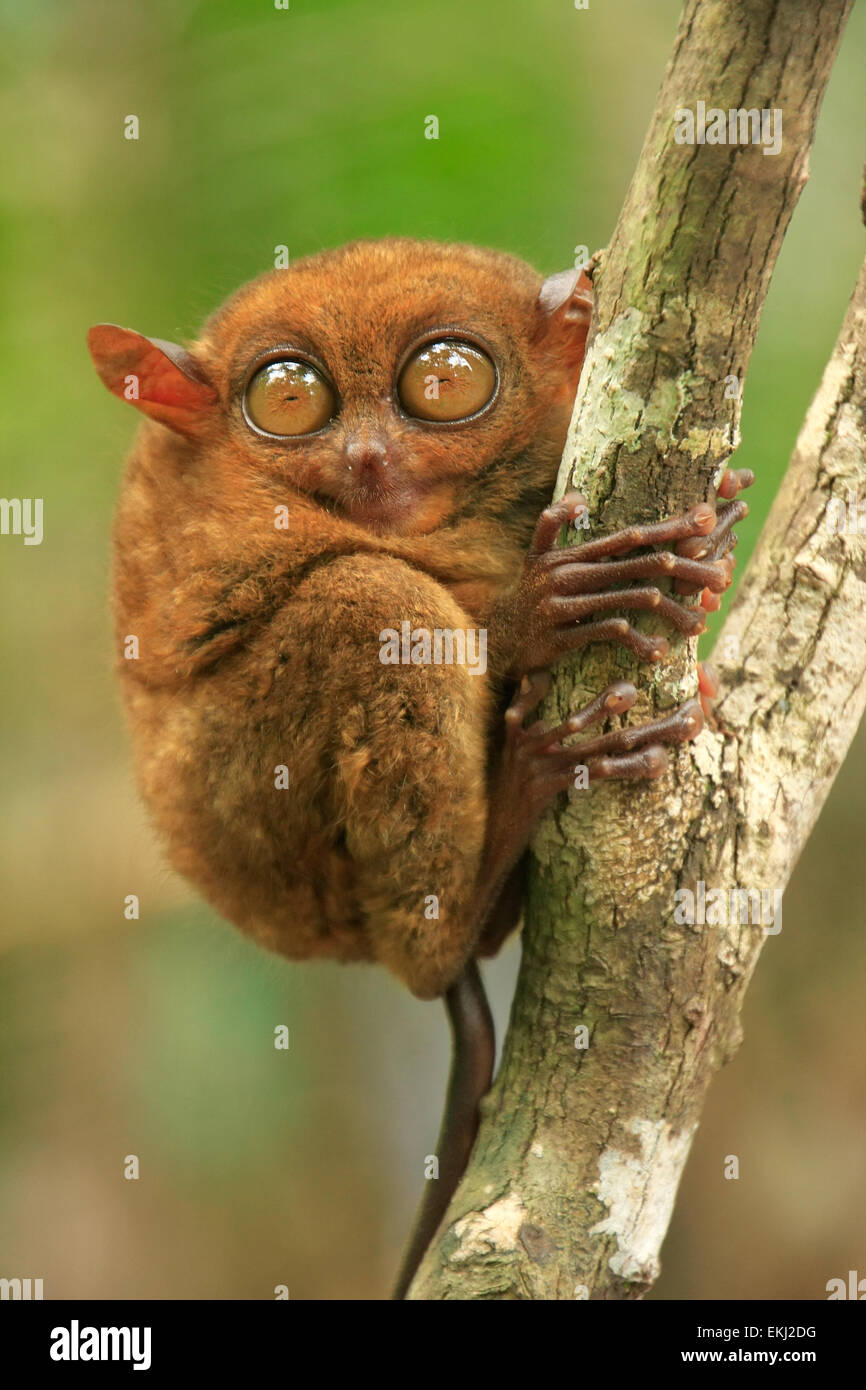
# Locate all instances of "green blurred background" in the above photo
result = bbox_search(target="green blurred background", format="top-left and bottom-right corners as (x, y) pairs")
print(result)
(1, 0), (864, 1300)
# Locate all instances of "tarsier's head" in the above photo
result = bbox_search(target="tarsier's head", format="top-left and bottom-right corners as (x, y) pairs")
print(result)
(88, 238), (592, 538)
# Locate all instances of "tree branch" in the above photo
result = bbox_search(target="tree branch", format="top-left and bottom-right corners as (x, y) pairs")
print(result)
(409, 0), (857, 1299)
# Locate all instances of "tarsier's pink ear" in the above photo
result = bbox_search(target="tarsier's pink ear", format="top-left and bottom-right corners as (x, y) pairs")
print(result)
(87, 324), (217, 435)
(536, 266), (594, 326)
(534, 267), (594, 372)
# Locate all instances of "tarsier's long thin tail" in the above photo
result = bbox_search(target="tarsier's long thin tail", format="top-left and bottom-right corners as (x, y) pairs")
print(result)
(391, 960), (495, 1299)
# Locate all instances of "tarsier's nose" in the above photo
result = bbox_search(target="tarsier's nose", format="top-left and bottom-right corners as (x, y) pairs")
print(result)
(344, 432), (390, 484)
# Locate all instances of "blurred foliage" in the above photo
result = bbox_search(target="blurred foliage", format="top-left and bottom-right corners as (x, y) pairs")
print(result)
(0, 0), (864, 1299)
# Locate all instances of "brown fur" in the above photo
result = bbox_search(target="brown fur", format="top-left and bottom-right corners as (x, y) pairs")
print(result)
(91, 238), (591, 999)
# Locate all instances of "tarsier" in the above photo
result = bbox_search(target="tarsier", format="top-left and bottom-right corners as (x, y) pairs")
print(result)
(88, 238), (751, 1298)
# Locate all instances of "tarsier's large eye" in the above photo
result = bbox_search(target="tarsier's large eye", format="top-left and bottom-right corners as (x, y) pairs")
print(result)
(244, 359), (335, 436)
(398, 339), (497, 422)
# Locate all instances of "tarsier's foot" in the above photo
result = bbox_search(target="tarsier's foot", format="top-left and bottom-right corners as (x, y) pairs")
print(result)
(501, 670), (702, 799)
(501, 667), (703, 798)
(476, 671), (703, 957)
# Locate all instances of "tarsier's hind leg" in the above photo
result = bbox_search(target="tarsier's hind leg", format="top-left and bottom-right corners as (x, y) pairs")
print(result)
(299, 553), (495, 1001)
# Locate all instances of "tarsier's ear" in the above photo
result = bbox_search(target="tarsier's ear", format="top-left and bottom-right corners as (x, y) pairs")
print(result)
(87, 324), (217, 435)
(535, 267), (594, 362)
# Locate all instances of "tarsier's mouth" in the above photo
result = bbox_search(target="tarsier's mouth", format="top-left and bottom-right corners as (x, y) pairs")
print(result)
(343, 493), (416, 531)
(334, 479), (424, 530)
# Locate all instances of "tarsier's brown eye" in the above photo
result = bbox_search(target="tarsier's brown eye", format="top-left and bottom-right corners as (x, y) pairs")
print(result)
(398, 339), (497, 422)
(244, 359), (335, 436)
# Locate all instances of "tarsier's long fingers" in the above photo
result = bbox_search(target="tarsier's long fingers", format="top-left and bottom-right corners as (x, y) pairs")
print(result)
(568, 698), (703, 764)
(477, 678), (640, 961)
(691, 472), (753, 711)
(563, 679), (637, 733)
(554, 616), (671, 664)
(506, 676), (635, 754)
(700, 544), (737, 604)
(559, 498), (717, 564)
(549, 550), (731, 594)
(530, 491), (716, 563)
(585, 699), (705, 782)
(676, 499), (748, 563)
(501, 670), (633, 741)
(524, 696), (704, 795)
(531, 494), (726, 655)
(694, 544), (737, 609)
(504, 485), (750, 678)
(516, 679), (638, 747)
(718, 467), (755, 500)
(503, 669), (553, 728)
(496, 678), (637, 806)
(585, 744), (669, 782)
(477, 682), (705, 959)
(683, 468), (754, 706)
(527, 491), (592, 556)
(549, 586), (706, 636)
